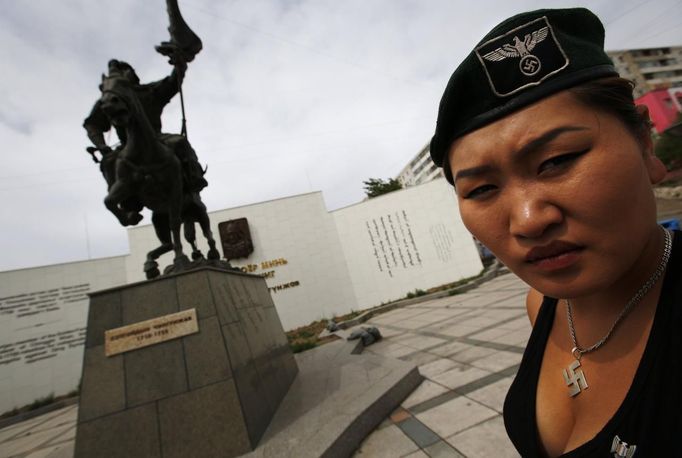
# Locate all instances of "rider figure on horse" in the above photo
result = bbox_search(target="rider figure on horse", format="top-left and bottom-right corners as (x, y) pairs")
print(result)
(83, 57), (208, 215)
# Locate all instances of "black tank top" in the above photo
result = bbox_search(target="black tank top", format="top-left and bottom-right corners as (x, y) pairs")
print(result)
(504, 231), (681, 457)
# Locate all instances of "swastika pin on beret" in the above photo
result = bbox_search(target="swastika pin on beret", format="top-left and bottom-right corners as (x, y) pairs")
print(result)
(430, 8), (618, 184)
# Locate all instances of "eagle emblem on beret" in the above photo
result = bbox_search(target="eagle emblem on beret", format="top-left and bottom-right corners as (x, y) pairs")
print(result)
(475, 16), (569, 97)
(482, 26), (548, 76)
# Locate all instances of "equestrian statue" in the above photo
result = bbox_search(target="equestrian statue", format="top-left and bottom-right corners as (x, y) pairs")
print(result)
(83, 0), (225, 279)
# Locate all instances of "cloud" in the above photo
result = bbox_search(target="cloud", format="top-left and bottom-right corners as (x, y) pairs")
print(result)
(0, 0), (680, 272)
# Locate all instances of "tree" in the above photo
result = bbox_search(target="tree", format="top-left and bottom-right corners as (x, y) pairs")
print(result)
(363, 178), (403, 198)
(655, 112), (682, 171)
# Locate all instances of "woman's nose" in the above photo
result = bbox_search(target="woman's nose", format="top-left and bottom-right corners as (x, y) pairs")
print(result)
(508, 189), (563, 239)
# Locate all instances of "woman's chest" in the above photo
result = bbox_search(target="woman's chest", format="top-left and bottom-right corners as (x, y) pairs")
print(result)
(534, 317), (653, 457)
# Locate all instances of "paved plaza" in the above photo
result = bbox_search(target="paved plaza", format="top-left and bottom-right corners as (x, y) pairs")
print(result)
(0, 272), (528, 458)
(354, 272), (527, 458)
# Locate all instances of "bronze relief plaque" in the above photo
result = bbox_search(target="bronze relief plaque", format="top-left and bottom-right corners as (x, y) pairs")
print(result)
(219, 217), (254, 260)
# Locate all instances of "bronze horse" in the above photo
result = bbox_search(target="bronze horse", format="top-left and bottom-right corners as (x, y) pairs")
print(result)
(98, 73), (219, 278)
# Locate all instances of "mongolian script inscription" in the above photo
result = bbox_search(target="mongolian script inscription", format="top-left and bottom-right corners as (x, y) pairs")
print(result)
(0, 283), (90, 318)
(105, 309), (199, 356)
(0, 327), (86, 366)
(365, 210), (422, 277)
(429, 223), (455, 262)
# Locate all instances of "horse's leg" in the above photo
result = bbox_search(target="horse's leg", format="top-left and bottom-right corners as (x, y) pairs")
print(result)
(195, 197), (220, 260)
(104, 180), (134, 226)
(184, 216), (203, 260)
(144, 212), (174, 279)
(168, 184), (189, 268)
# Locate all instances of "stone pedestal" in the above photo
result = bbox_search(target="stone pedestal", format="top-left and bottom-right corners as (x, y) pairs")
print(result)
(74, 268), (298, 458)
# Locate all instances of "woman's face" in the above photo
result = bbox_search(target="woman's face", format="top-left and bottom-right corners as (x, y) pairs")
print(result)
(448, 91), (665, 299)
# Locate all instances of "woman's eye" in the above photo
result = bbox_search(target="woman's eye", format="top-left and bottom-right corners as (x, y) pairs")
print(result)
(463, 184), (496, 199)
(538, 150), (588, 174)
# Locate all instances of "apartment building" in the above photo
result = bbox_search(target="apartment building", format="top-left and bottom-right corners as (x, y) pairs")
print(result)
(396, 143), (443, 187)
(608, 46), (682, 98)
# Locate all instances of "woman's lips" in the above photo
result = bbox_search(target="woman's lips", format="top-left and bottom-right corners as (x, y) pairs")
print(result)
(525, 241), (584, 271)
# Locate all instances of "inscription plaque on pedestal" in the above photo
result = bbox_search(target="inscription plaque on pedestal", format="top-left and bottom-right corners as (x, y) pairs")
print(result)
(105, 309), (199, 356)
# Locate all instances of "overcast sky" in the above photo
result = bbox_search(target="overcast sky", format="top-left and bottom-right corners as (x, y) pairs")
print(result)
(0, 0), (680, 272)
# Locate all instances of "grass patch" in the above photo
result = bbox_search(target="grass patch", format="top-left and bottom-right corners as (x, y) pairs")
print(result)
(285, 309), (362, 353)
(28, 394), (55, 411)
(405, 289), (427, 299)
(0, 387), (80, 419)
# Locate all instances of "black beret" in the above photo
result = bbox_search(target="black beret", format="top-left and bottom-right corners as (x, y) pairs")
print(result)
(430, 8), (618, 184)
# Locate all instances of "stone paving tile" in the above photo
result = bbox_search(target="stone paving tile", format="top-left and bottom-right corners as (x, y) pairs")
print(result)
(449, 346), (497, 365)
(376, 417), (393, 430)
(43, 424), (76, 446)
(445, 416), (520, 458)
(469, 350), (523, 373)
(1, 423), (73, 457)
(382, 309), (430, 321)
(400, 335), (449, 351)
(375, 327), (408, 338)
(432, 325), (483, 338)
(402, 450), (430, 458)
(423, 440), (466, 457)
(465, 327), (512, 341)
(428, 341), (471, 357)
(29, 406), (77, 434)
(397, 416), (441, 448)
(374, 343), (416, 358)
(401, 380), (450, 409)
(390, 407), (412, 423)
(465, 377), (515, 414)
(430, 365), (492, 391)
(408, 390), (460, 415)
(25, 441), (74, 458)
(459, 338), (524, 354)
(398, 351), (441, 367)
(417, 358), (460, 379)
(493, 329), (531, 346)
(0, 408), (68, 444)
(353, 424), (420, 457)
(496, 316), (532, 331)
(455, 316), (501, 328)
(479, 309), (524, 320)
(396, 320), (441, 331)
(415, 397), (498, 439)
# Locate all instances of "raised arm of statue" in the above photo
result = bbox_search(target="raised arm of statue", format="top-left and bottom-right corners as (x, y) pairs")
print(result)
(150, 60), (187, 107)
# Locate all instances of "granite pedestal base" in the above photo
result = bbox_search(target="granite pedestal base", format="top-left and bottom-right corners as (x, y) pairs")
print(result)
(74, 268), (298, 458)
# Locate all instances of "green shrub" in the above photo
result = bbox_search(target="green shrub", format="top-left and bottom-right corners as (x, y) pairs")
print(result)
(655, 114), (682, 170)
(28, 394), (54, 411)
(290, 340), (317, 353)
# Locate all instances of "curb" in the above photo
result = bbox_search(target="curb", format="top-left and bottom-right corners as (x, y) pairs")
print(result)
(0, 396), (79, 430)
(324, 261), (509, 335)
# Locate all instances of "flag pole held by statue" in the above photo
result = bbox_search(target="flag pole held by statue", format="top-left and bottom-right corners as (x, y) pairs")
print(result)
(155, 0), (203, 138)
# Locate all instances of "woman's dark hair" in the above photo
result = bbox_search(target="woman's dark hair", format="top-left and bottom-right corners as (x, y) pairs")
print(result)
(568, 76), (652, 142)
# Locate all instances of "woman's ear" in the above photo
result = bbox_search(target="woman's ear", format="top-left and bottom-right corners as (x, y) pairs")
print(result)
(635, 105), (654, 153)
(646, 153), (668, 184)
(636, 105), (667, 184)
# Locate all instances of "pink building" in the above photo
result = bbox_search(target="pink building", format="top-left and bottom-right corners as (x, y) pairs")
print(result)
(636, 88), (682, 133)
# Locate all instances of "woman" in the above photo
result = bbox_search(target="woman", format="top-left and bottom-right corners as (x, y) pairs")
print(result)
(429, 8), (680, 457)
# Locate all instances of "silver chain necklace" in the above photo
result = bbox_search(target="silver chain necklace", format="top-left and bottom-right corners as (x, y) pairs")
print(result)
(562, 228), (673, 397)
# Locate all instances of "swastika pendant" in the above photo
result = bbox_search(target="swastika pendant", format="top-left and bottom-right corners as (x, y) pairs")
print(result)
(562, 359), (588, 397)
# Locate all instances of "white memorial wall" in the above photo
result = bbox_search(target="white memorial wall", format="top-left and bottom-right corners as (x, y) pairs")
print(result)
(0, 178), (482, 413)
(333, 179), (482, 309)
(0, 257), (126, 414)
